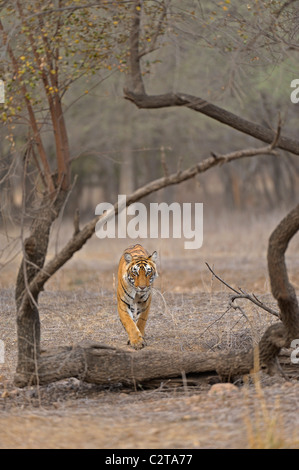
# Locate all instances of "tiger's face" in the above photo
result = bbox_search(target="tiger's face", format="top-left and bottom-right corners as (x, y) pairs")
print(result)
(124, 251), (158, 293)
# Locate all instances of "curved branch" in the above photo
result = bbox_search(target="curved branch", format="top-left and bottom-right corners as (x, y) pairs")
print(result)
(124, 2), (299, 156)
(267, 203), (299, 338)
(213, 204), (299, 380)
(124, 90), (299, 156)
(25, 140), (279, 303)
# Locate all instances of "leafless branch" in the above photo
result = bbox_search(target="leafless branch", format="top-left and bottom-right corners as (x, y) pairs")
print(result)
(274, 0), (299, 18)
(205, 262), (280, 318)
(21, 138), (283, 308)
(73, 208), (80, 236)
(138, 0), (168, 59)
(129, 0), (145, 94)
(124, 2), (299, 156)
(270, 114), (282, 150)
(267, 203), (299, 336)
(160, 146), (169, 177)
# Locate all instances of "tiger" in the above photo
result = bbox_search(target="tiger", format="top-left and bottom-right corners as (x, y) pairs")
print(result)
(117, 244), (158, 350)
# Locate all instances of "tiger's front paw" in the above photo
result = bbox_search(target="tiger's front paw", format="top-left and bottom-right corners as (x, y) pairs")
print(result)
(128, 337), (146, 350)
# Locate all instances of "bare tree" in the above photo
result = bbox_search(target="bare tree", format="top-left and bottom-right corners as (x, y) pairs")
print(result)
(0, 0), (130, 382)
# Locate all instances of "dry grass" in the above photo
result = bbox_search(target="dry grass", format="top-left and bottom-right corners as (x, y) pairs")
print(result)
(0, 210), (299, 449)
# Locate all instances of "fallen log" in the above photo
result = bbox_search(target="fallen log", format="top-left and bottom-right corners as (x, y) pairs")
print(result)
(13, 341), (254, 388)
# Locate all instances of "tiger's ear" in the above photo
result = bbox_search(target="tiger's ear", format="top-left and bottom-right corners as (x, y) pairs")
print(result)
(124, 252), (133, 264)
(149, 251), (158, 263)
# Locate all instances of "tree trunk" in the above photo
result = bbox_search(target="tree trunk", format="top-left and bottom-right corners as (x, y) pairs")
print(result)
(267, 203), (299, 338)
(15, 191), (67, 381)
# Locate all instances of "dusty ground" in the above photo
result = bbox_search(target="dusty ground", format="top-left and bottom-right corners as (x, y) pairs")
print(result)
(0, 211), (299, 449)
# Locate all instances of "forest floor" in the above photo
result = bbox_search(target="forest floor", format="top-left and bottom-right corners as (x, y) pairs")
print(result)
(1, 210), (299, 449)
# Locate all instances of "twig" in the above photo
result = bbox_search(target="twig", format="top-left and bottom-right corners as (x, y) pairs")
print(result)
(205, 262), (279, 318)
(228, 297), (251, 323)
(160, 146), (169, 177)
(270, 113), (281, 150)
(138, 0), (168, 59)
(73, 208), (80, 236)
(205, 262), (239, 294)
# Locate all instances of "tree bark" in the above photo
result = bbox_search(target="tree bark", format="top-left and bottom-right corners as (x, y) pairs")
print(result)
(267, 203), (299, 338)
(15, 191), (68, 382)
(13, 342), (253, 387)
